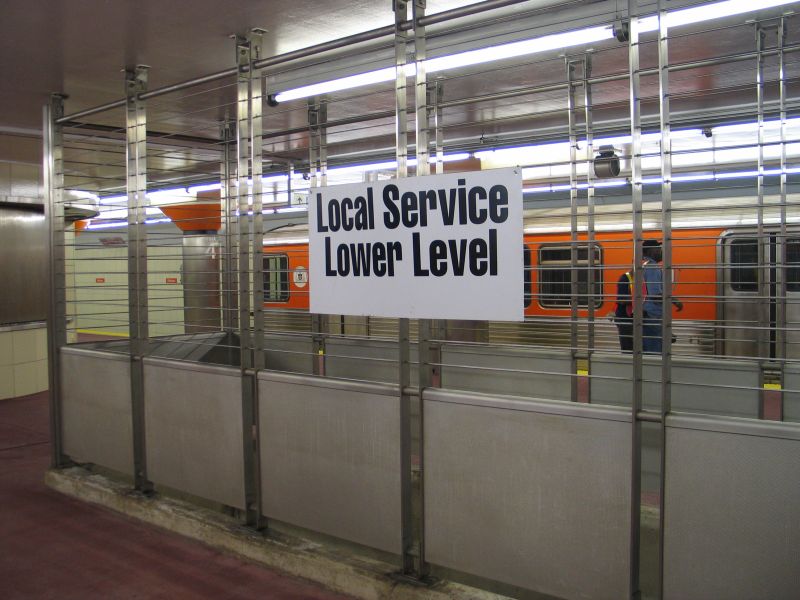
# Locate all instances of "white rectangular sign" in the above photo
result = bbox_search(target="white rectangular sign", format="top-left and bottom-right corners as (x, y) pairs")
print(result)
(309, 168), (523, 321)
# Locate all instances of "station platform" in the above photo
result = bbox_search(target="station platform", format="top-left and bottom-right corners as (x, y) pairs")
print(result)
(0, 391), (349, 600)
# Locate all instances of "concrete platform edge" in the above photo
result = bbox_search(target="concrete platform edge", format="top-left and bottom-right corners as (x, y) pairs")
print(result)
(44, 467), (507, 600)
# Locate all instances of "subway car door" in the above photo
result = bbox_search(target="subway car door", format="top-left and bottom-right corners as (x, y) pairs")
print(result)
(721, 231), (799, 360)
(781, 236), (800, 360)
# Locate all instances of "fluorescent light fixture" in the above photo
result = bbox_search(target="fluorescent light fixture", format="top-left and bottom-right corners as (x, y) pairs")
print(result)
(595, 180), (631, 189)
(672, 173), (716, 183)
(425, 26), (614, 73)
(671, 214), (800, 229)
(273, 0), (795, 105)
(476, 141), (565, 161)
(99, 194), (127, 206)
(147, 188), (192, 206)
(187, 175), (305, 194)
(187, 183), (221, 194)
(275, 26), (613, 103)
(94, 207), (164, 219)
(523, 179), (631, 194)
(524, 164), (800, 195)
(68, 190), (100, 202)
(425, 152), (471, 163)
(263, 172), (306, 184)
(264, 237), (310, 246)
(639, 0), (796, 33)
(714, 169), (760, 180)
(86, 221), (127, 230)
(96, 208), (127, 219)
(524, 222), (660, 234)
(323, 152), (471, 176)
(84, 217), (173, 231)
(275, 67), (398, 102)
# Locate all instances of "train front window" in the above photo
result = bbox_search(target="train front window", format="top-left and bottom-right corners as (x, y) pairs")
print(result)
(729, 238), (758, 292)
(264, 254), (289, 302)
(538, 244), (603, 308)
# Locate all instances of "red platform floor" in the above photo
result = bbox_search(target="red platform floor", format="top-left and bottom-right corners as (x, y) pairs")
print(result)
(0, 391), (349, 600)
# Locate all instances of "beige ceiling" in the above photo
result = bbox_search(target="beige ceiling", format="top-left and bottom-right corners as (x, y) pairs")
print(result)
(0, 0), (484, 135)
(3, 0), (799, 195)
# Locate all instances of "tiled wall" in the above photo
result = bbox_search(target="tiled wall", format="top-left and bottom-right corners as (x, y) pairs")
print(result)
(71, 244), (186, 338)
(0, 154), (41, 198)
(0, 142), (49, 399)
(0, 326), (48, 400)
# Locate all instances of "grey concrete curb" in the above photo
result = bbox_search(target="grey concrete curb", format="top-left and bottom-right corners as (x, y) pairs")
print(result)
(45, 467), (508, 600)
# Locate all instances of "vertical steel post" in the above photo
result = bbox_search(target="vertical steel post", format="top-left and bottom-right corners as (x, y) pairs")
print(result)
(236, 38), (253, 374)
(221, 118), (238, 332)
(583, 55), (596, 362)
(656, 3), (672, 595)
(125, 66), (151, 492)
(287, 162), (294, 207)
(250, 31), (267, 528)
(250, 35), (266, 374)
(429, 80), (447, 345)
(566, 58), (579, 403)
(394, 0), (416, 578)
(236, 33), (262, 527)
(395, 1), (409, 180)
(309, 97), (328, 373)
(756, 27), (768, 368)
(44, 94), (67, 468)
(778, 19), (788, 377)
(627, 2), (644, 596)
(432, 80), (444, 175)
(411, 0), (430, 579)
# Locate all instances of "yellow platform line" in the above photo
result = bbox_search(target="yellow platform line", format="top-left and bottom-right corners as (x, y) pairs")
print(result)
(76, 329), (130, 338)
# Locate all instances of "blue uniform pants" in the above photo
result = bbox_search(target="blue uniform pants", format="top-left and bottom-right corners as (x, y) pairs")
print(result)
(643, 317), (662, 354)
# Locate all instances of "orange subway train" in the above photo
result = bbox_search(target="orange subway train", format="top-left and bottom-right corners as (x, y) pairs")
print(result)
(261, 223), (799, 359)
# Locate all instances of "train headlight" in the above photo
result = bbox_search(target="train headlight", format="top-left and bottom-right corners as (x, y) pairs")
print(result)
(593, 145), (621, 178)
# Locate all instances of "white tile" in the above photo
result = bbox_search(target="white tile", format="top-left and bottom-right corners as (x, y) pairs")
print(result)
(0, 365), (15, 400)
(14, 361), (47, 397)
(33, 327), (48, 361)
(0, 332), (13, 366)
(36, 359), (49, 391)
(12, 327), (47, 365)
(12, 329), (37, 365)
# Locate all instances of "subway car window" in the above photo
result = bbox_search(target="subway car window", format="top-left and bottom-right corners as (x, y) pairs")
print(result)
(787, 239), (800, 292)
(524, 245), (532, 308)
(729, 238), (758, 292)
(264, 254), (289, 302)
(538, 244), (602, 308)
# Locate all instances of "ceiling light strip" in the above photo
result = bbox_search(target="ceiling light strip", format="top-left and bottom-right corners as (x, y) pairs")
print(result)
(273, 0), (796, 103)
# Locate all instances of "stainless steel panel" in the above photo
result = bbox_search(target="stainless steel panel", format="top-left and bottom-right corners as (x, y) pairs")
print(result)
(719, 233), (764, 358)
(325, 337), (418, 385)
(182, 235), (221, 334)
(441, 344), (573, 400)
(424, 389), (631, 599)
(0, 206), (46, 325)
(784, 364), (800, 423)
(264, 333), (313, 374)
(60, 348), (133, 475)
(720, 232), (800, 360)
(258, 371), (401, 554)
(591, 354), (760, 418)
(143, 359), (245, 509)
(663, 415), (800, 600)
